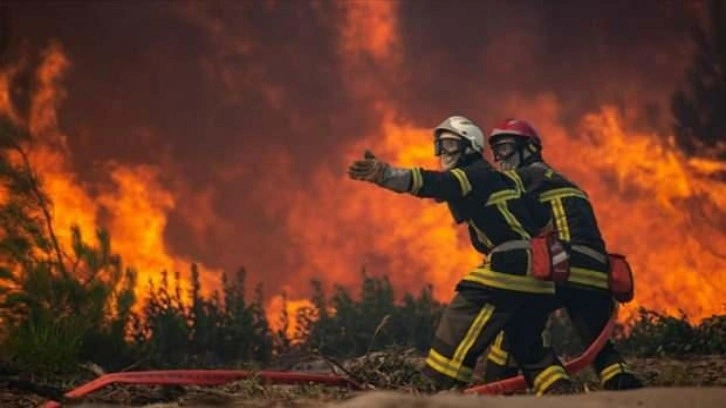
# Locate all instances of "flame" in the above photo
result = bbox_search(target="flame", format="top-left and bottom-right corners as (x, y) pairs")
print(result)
(265, 294), (314, 340)
(0, 43), (221, 304)
(1, 3), (723, 339)
(265, 3), (725, 326)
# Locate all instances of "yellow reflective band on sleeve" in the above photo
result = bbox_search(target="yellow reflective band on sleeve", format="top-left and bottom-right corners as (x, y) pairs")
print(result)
(463, 268), (555, 294)
(425, 349), (474, 382)
(450, 168), (473, 196)
(469, 221), (494, 249)
(539, 187), (589, 202)
(410, 168), (423, 195)
(503, 170), (525, 193)
(568, 267), (609, 290)
(496, 202), (531, 239)
(549, 198), (571, 241)
(534, 365), (570, 396)
(600, 363), (632, 384)
(486, 189), (520, 205)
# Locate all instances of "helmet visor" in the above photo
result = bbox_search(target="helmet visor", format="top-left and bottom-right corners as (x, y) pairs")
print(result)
(434, 137), (466, 156)
(491, 140), (518, 162)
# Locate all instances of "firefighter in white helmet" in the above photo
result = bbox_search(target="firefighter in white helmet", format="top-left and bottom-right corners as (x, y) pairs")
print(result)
(347, 115), (576, 394)
(483, 118), (643, 390)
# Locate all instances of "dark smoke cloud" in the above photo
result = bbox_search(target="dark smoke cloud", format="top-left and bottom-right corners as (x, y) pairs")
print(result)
(2, 0), (703, 293)
(396, 0), (698, 131)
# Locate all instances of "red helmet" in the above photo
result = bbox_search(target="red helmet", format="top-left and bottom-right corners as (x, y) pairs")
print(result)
(488, 118), (542, 150)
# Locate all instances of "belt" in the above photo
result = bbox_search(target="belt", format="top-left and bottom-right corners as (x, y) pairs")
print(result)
(490, 240), (531, 254)
(571, 245), (608, 264)
(490, 241), (605, 264)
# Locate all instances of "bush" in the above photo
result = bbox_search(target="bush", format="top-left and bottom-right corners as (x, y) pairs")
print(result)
(615, 308), (726, 357)
(294, 269), (444, 358)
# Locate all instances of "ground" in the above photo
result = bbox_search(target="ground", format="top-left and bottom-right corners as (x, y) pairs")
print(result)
(2, 355), (725, 407)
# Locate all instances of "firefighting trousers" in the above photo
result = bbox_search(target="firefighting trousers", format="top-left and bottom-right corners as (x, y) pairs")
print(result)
(483, 286), (633, 385)
(423, 289), (569, 394)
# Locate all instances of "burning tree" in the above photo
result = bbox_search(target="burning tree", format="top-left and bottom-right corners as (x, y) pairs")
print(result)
(0, 117), (137, 372)
(672, 0), (726, 160)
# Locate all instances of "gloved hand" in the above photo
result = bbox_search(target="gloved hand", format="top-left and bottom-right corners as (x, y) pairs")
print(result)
(347, 150), (389, 184)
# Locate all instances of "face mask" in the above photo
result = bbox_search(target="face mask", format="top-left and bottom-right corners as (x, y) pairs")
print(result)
(492, 138), (524, 170)
(439, 151), (462, 170)
(435, 134), (466, 170)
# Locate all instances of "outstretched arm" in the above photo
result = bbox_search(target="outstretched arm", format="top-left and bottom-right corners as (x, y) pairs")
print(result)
(347, 150), (412, 193)
(347, 150), (480, 201)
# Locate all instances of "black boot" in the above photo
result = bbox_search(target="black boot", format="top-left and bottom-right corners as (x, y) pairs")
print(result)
(603, 372), (644, 390)
(541, 378), (581, 395)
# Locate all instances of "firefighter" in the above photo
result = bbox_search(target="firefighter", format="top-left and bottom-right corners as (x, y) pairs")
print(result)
(347, 115), (575, 395)
(483, 118), (643, 390)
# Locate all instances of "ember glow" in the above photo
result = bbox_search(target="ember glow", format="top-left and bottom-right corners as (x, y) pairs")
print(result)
(1, 1), (723, 332)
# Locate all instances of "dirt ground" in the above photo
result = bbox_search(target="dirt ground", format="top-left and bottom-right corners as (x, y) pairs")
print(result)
(2, 355), (725, 408)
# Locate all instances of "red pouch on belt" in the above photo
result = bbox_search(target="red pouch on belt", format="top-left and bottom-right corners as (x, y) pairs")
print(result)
(608, 253), (634, 303)
(530, 232), (570, 283)
(549, 238), (570, 283)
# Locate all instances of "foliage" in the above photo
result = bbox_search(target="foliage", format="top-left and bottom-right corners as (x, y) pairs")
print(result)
(294, 269), (444, 358)
(615, 308), (726, 357)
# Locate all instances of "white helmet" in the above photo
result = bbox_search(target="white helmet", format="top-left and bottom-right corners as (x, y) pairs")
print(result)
(434, 115), (485, 154)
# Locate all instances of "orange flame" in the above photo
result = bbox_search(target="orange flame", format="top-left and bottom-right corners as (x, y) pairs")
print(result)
(2, 3), (724, 340)
(265, 2), (725, 326)
(0, 43), (221, 304)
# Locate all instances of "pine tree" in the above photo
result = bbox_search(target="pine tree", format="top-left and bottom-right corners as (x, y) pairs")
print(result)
(0, 118), (136, 372)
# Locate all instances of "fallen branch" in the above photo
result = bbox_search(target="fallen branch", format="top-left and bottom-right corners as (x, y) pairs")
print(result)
(314, 351), (374, 391)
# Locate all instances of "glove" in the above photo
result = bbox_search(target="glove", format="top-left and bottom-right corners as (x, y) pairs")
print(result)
(347, 150), (389, 184)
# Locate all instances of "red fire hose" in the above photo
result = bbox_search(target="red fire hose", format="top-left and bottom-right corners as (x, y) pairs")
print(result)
(39, 309), (617, 407)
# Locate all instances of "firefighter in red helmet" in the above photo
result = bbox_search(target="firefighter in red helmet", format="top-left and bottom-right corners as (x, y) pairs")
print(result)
(347, 115), (575, 394)
(483, 118), (643, 390)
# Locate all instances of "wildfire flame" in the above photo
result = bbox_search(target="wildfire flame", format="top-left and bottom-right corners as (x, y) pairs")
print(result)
(266, 1), (726, 327)
(0, 42), (221, 302)
(0, 1), (723, 340)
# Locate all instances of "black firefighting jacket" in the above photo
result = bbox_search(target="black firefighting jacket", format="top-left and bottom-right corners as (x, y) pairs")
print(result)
(515, 161), (610, 291)
(405, 156), (554, 295)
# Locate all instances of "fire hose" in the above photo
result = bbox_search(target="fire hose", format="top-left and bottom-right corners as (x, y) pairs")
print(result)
(39, 309), (616, 407)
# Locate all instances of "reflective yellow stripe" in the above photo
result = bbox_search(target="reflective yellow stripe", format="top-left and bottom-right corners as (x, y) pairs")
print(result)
(569, 267), (609, 289)
(503, 170), (525, 193)
(488, 332), (509, 365)
(550, 198), (570, 241)
(534, 365), (570, 395)
(425, 349), (473, 382)
(463, 268), (555, 294)
(494, 331), (505, 348)
(487, 346), (508, 365)
(600, 363), (631, 383)
(469, 221), (494, 249)
(496, 202), (531, 239)
(424, 304), (494, 382)
(539, 187), (588, 202)
(449, 168), (472, 196)
(410, 168), (423, 194)
(486, 189), (520, 205)
(451, 304), (495, 370)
